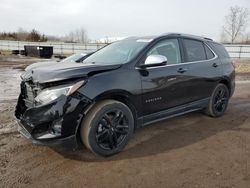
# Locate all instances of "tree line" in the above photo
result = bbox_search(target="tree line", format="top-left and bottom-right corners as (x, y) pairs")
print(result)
(0, 28), (48, 42)
(0, 27), (89, 43)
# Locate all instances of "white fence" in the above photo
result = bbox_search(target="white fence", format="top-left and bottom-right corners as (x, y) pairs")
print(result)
(0, 40), (250, 59)
(0, 40), (106, 54)
(224, 45), (250, 59)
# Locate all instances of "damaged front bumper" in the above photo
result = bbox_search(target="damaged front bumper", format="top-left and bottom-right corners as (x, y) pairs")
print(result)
(17, 120), (78, 149)
(15, 92), (92, 149)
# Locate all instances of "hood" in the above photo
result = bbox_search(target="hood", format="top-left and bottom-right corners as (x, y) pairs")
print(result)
(25, 61), (58, 71)
(21, 62), (121, 84)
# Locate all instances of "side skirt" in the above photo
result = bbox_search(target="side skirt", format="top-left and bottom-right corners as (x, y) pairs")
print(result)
(138, 98), (209, 127)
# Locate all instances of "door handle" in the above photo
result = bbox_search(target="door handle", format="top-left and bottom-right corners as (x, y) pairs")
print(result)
(212, 63), (218, 67)
(177, 68), (188, 73)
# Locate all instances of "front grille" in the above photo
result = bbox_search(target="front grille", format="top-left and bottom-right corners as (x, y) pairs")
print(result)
(20, 81), (40, 108)
(25, 83), (35, 102)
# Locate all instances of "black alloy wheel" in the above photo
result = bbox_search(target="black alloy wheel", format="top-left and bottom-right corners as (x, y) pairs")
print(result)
(95, 109), (129, 150)
(205, 83), (230, 117)
(81, 100), (134, 156)
(213, 87), (228, 113)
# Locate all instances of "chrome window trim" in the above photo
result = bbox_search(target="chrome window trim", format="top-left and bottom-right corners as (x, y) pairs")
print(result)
(135, 42), (218, 70)
(204, 42), (217, 59)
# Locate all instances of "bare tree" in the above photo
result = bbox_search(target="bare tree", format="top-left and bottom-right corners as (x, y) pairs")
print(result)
(223, 6), (249, 43)
(79, 28), (88, 43)
(27, 29), (42, 42)
(65, 28), (89, 43)
(245, 32), (250, 44)
(67, 31), (75, 42)
(74, 29), (80, 42)
(16, 27), (28, 41)
(220, 29), (227, 43)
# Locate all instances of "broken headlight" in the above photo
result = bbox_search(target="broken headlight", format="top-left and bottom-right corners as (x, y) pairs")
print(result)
(35, 80), (85, 105)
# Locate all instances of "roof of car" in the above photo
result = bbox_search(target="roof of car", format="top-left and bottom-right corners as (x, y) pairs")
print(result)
(125, 33), (213, 42)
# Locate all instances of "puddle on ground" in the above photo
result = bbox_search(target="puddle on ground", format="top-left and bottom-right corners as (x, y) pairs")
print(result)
(0, 68), (22, 101)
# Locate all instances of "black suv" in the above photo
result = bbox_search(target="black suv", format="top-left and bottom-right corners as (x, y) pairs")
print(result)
(15, 33), (235, 156)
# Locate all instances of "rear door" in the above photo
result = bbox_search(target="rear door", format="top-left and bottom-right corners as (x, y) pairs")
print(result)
(181, 38), (222, 102)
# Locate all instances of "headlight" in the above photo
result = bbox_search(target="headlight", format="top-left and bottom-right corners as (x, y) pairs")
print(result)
(35, 80), (85, 105)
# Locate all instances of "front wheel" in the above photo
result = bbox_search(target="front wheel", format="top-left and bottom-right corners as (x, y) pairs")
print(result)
(80, 100), (134, 156)
(205, 83), (230, 117)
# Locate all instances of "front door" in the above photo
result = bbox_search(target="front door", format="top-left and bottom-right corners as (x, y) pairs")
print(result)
(138, 38), (191, 116)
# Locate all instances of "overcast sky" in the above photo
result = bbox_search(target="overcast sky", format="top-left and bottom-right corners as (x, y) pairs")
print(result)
(0, 0), (249, 40)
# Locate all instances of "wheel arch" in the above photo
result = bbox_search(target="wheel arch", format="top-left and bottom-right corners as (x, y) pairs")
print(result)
(76, 90), (139, 141)
(219, 78), (231, 95)
(93, 90), (139, 129)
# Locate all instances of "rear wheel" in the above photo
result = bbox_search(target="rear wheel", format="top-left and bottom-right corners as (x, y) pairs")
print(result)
(205, 83), (230, 117)
(81, 100), (134, 156)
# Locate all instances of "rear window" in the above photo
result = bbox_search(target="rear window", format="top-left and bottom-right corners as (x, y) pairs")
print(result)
(210, 42), (230, 58)
(183, 39), (206, 62)
(204, 44), (215, 59)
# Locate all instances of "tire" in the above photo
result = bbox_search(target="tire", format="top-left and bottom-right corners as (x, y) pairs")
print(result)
(205, 83), (230, 117)
(80, 100), (134, 156)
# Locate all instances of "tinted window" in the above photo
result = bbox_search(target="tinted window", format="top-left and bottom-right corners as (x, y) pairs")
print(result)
(204, 44), (215, 59)
(210, 43), (230, 58)
(147, 39), (181, 65)
(183, 39), (206, 62)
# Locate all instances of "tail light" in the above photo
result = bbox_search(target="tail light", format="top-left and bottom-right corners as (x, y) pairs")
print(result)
(231, 60), (237, 69)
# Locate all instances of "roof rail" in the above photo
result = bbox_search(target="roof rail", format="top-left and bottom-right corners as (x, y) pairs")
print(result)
(203, 37), (213, 41)
(160, 33), (214, 41)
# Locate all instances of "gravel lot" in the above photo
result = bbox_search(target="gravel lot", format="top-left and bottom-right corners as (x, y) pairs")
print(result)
(1, 55), (250, 188)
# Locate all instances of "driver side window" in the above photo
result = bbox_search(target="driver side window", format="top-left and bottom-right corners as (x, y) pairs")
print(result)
(147, 39), (181, 65)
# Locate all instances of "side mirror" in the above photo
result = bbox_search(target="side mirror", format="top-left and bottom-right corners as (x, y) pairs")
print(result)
(141, 55), (167, 68)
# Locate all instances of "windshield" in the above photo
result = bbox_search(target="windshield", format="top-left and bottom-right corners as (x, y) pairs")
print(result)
(83, 39), (149, 65)
(61, 53), (86, 63)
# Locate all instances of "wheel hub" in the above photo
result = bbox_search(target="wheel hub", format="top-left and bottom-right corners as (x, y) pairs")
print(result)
(95, 110), (129, 150)
(214, 88), (228, 113)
